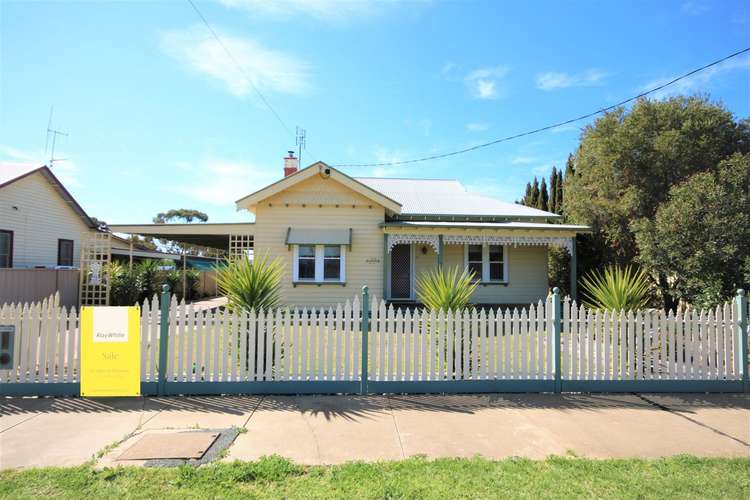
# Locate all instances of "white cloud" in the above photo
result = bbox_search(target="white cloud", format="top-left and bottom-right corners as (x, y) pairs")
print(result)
(0, 145), (80, 187)
(405, 118), (432, 137)
(681, 1), (710, 15)
(466, 122), (489, 132)
(510, 155), (537, 165)
(536, 69), (607, 90)
(464, 66), (510, 100)
(160, 25), (310, 98)
(218, 0), (386, 22)
(171, 159), (279, 205)
(639, 54), (750, 98)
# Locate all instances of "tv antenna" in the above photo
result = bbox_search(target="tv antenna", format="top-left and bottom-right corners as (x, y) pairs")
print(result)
(295, 126), (306, 166)
(44, 106), (69, 167)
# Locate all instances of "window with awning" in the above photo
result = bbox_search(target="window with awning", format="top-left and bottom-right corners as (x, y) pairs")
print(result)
(285, 228), (352, 247)
(287, 228), (350, 283)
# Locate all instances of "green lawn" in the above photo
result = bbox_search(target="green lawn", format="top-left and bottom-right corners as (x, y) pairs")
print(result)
(1, 455), (749, 499)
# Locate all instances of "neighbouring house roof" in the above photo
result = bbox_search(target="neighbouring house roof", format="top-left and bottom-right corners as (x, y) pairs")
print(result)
(0, 165), (98, 229)
(235, 162), (402, 214)
(355, 177), (558, 219)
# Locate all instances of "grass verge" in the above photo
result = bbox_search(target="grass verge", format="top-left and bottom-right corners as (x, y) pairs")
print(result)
(1, 455), (748, 499)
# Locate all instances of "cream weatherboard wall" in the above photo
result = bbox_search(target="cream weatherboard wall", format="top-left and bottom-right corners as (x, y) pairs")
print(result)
(0, 171), (91, 268)
(413, 243), (549, 304)
(251, 174), (386, 307)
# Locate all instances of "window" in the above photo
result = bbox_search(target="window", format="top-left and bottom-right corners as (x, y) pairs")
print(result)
(465, 244), (506, 283)
(293, 244), (346, 283)
(488, 245), (504, 281)
(297, 245), (316, 280)
(466, 244), (483, 282)
(57, 239), (74, 267)
(0, 230), (12, 268)
(323, 245), (341, 281)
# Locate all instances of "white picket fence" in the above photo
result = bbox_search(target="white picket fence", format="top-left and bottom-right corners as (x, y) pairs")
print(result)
(1, 293), (746, 388)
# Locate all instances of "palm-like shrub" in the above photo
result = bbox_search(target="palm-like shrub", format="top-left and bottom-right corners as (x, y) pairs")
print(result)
(216, 254), (284, 312)
(416, 266), (478, 312)
(107, 262), (140, 306)
(136, 259), (160, 301)
(580, 265), (652, 311)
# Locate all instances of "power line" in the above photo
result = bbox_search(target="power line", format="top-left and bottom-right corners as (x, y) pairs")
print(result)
(185, 0), (295, 138)
(334, 46), (750, 168)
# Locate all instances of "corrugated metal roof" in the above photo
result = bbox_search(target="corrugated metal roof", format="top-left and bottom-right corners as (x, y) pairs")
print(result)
(381, 221), (591, 231)
(354, 177), (557, 218)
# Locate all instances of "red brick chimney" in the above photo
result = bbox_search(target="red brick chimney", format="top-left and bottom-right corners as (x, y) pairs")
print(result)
(284, 151), (299, 177)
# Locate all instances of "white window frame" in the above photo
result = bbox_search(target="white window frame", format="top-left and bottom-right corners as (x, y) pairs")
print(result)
(292, 244), (346, 283)
(464, 244), (508, 283)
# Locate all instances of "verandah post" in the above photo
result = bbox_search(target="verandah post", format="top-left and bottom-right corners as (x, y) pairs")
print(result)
(552, 287), (562, 393)
(157, 284), (170, 396)
(361, 285), (370, 395)
(736, 289), (748, 393)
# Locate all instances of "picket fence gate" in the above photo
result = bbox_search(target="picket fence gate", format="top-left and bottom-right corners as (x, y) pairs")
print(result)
(1, 287), (748, 397)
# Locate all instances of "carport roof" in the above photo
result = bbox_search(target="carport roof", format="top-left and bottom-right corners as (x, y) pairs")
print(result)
(109, 223), (254, 250)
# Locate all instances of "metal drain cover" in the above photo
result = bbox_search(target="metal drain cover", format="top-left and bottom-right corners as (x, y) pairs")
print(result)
(118, 432), (220, 460)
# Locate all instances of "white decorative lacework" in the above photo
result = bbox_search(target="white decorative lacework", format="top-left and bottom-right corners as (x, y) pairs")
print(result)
(443, 235), (573, 253)
(387, 234), (440, 253)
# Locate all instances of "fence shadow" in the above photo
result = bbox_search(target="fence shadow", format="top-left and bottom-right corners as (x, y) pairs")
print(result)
(2, 392), (747, 420)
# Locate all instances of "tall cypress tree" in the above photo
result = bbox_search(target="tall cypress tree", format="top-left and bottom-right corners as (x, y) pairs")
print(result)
(549, 166), (558, 214)
(531, 177), (540, 208)
(540, 177), (549, 212)
(556, 169), (564, 213)
(521, 181), (533, 205)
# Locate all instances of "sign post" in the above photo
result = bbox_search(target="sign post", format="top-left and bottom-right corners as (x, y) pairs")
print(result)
(80, 306), (140, 397)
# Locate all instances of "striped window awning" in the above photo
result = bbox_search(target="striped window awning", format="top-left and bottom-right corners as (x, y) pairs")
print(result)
(285, 228), (352, 246)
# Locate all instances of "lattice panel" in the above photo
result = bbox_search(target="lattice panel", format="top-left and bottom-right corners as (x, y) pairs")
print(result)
(79, 231), (111, 306)
(229, 234), (253, 260)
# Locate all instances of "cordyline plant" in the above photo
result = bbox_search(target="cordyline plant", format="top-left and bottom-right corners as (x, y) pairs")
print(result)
(580, 265), (652, 311)
(416, 265), (478, 312)
(215, 253), (284, 312)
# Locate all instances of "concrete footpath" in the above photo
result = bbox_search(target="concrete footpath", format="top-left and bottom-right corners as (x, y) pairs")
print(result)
(1, 393), (748, 469)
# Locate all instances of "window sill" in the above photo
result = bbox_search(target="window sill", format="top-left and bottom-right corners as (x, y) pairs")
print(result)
(479, 281), (508, 287)
(293, 281), (346, 287)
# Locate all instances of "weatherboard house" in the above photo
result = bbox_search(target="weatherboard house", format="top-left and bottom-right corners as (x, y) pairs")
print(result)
(112, 153), (590, 307)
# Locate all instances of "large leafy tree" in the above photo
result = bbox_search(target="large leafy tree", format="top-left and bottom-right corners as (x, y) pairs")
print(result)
(152, 208), (210, 254)
(633, 153), (750, 309)
(564, 96), (750, 307)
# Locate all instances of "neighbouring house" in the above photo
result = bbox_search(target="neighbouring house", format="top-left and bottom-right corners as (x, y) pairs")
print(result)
(112, 153), (590, 307)
(0, 166), (180, 306)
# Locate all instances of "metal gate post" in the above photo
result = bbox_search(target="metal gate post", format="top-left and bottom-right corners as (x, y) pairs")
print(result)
(157, 284), (170, 396)
(552, 287), (562, 393)
(735, 289), (748, 393)
(361, 286), (370, 395)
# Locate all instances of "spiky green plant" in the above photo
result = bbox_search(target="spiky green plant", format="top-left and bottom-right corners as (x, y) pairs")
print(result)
(107, 261), (140, 306)
(215, 254), (284, 312)
(135, 259), (160, 301)
(416, 266), (478, 312)
(580, 265), (652, 311)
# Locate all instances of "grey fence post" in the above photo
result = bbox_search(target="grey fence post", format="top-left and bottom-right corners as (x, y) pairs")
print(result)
(157, 284), (170, 396)
(552, 287), (562, 393)
(736, 289), (748, 393)
(361, 286), (370, 395)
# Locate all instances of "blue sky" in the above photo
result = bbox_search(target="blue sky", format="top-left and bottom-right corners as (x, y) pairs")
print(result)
(1, 0), (749, 224)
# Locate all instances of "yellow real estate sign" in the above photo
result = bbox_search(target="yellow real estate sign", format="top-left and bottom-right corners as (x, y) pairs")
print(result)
(80, 306), (141, 397)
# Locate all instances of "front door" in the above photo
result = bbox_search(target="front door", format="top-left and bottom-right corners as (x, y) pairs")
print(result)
(390, 244), (411, 299)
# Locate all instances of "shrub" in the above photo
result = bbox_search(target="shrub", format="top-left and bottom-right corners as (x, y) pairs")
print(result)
(580, 265), (652, 311)
(108, 262), (140, 306)
(135, 259), (160, 302)
(416, 266), (478, 312)
(216, 254), (284, 312)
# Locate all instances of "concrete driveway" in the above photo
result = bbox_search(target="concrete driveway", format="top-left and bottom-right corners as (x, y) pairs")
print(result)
(1, 393), (748, 469)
